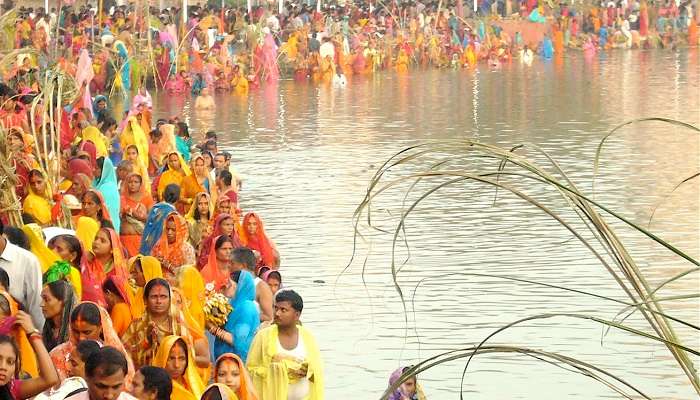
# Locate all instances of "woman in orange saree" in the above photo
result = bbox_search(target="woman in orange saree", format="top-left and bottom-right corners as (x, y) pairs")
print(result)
(200, 235), (234, 291)
(49, 301), (135, 383)
(151, 212), (197, 275)
(240, 213), (279, 268)
(0, 290), (38, 377)
(81, 228), (129, 308)
(213, 353), (258, 400)
(103, 275), (133, 336)
(179, 154), (216, 215)
(120, 173), (154, 257)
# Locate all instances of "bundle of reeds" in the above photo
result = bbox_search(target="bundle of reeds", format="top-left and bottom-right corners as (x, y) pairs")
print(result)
(0, 127), (23, 227)
(352, 118), (700, 398)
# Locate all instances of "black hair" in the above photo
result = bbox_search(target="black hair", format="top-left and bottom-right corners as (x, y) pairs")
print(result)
(85, 347), (128, 378)
(70, 302), (102, 326)
(230, 270), (241, 283)
(205, 131), (217, 139)
(143, 278), (170, 300)
(163, 184), (180, 204)
(176, 122), (189, 138)
(42, 280), (76, 351)
(76, 340), (102, 362)
(200, 386), (223, 400)
(49, 234), (83, 267)
(21, 213), (37, 225)
(95, 157), (105, 182)
(103, 278), (125, 302)
(3, 227), (29, 250)
(0, 268), (8, 290)
(267, 271), (282, 283)
(257, 266), (270, 278)
(218, 170), (233, 186)
(170, 338), (188, 371)
(230, 247), (256, 271)
(275, 289), (303, 313)
(0, 218), (4, 235)
(214, 235), (233, 251)
(192, 194), (210, 221)
(0, 335), (20, 400)
(139, 366), (173, 400)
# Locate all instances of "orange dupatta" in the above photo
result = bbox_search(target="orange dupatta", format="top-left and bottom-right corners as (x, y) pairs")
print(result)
(0, 291), (38, 377)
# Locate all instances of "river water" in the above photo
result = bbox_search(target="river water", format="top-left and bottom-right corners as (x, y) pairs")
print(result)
(151, 50), (700, 399)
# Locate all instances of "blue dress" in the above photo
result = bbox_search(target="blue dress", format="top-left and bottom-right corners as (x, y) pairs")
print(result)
(213, 270), (260, 362)
(93, 157), (121, 233)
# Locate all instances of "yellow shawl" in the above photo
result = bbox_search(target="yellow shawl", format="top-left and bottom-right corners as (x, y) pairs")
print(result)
(81, 126), (109, 157)
(129, 255), (163, 320)
(21, 225), (82, 298)
(152, 336), (206, 400)
(120, 117), (150, 171)
(246, 325), (324, 400)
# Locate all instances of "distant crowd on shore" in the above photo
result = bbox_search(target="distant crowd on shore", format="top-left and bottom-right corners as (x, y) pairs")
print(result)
(5, 0), (697, 96)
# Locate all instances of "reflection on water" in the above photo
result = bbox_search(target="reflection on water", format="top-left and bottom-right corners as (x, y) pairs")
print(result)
(152, 50), (700, 398)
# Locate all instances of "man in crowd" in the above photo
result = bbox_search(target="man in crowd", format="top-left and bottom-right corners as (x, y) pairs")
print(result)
(67, 347), (136, 400)
(230, 247), (273, 323)
(246, 290), (324, 399)
(0, 219), (44, 327)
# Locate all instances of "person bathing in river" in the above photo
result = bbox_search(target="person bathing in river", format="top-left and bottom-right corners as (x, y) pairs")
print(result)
(194, 87), (216, 110)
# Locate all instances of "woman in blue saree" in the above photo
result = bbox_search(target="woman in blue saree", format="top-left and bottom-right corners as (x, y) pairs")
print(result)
(211, 270), (260, 362)
(139, 185), (178, 255)
(93, 156), (121, 233)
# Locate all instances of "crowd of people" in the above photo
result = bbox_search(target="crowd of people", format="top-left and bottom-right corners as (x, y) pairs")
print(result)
(0, 10), (434, 398)
(2, 0), (689, 399)
(5, 0), (698, 96)
(0, 17), (338, 396)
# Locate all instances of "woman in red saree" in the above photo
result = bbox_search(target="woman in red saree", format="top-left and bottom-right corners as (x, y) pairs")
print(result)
(81, 227), (129, 308)
(151, 212), (197, 276)
(7, 127), (36, 199)
(240, 212), (279, 269)
(120, 173), (154, 257)
(200, 235), (234, 291)
(196, 214), (241, 269)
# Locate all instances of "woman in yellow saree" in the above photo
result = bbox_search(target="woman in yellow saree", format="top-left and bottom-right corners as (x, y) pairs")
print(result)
(157, 152), (190, 201)
(124, 144), (152, 195)
(201, 384), (240, 400)
(81, 126), (109, 158)
(123, 278), (209, 370)
(129, 255), (163, 320)
(120, 116), (150, 172)
(152, 335), (205, 400)
(185, 192), (213, 254)
(179, 154), (216, 214)
(176, 265), (205, 331)
(23, 169), (53, 226)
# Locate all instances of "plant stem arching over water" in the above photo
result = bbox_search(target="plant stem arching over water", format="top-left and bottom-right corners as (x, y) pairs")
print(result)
(351, 120), (700, 398)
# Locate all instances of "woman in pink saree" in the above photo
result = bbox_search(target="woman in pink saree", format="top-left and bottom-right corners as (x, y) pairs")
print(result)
(261, 28), (279, 83)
